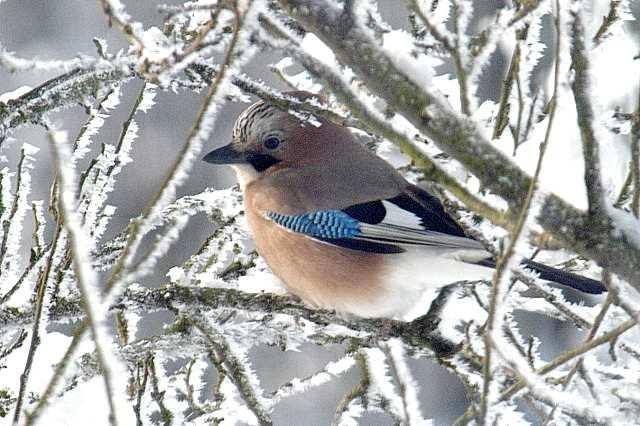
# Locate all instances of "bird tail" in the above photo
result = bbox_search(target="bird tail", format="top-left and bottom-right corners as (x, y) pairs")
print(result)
(522, 259), (606, 294)
(475, 258), (606, 295)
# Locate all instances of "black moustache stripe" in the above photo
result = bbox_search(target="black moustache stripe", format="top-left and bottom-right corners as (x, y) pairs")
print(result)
(246, 153), (281, 172)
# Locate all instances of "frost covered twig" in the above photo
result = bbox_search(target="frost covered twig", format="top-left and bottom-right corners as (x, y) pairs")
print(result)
(480, 0), (560, 417)
(98, 0), (145, 48)
(499, 316), (637, 402)
(593, 0), (624, 45)
(408, 0), (471, 115)
(24, 4), (263, 418)
(455, 316), (637, 424)
(47, 130), (129, 426)
(190, 64), (361, 128)
(191, 317), (272, 425)
(513, 271), (591, 329)
(2, 283), (462, 356)
(0, 46), (102, 73)
(332, 352), (368, 426)
(0, 66), (132, 141)
(10, 146), (62, 424)
(104, 1), (250, 298)
(11, 235), (54, 425)
(24, 327), (84, 426)
(541, 290), (613, 424)
(382, 339), (428, 425)
(570, 8), (606, 216)
(0, 146), (34, 278)
(630, 86), (640, 217)
(269, 353), (356, 407)
(146, 354), (173, 425)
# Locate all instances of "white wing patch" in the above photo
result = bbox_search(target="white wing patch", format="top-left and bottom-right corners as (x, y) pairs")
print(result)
(381, 201), (423, 228)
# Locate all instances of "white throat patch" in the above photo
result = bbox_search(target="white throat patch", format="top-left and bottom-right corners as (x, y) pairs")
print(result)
(231, 164), (261, 188)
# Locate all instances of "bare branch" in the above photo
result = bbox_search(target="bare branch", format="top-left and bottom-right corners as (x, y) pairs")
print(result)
(570, 9), (606, 216)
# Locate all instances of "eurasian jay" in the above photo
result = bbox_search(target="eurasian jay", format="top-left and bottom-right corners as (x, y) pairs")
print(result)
(203, 91), (605, 319)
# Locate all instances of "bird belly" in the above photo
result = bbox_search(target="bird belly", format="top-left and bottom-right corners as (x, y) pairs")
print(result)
(246, 211), (494, 319)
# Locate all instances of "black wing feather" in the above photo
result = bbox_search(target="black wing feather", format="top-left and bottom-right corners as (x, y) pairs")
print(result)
(319, 185), (471, 254)
(342, 200), (387, 224)
(317, 237), (405, 253)
(387, 185), (467, 237)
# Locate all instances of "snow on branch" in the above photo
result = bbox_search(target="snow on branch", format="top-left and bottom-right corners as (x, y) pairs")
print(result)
(45, 130), (130, 426)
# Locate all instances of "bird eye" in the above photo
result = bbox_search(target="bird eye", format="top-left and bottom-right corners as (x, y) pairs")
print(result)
(263, 136), (281, 150)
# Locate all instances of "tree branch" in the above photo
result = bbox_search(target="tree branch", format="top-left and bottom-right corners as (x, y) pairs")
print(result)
(0, 66), (131, 142)
(2, 283), (470, 357)
(570, 9), (606, 216)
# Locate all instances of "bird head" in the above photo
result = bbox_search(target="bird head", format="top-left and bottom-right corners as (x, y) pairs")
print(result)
(203, 91), (347, 186)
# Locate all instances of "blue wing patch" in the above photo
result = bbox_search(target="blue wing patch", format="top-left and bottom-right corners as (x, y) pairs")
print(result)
(266, 210), (361, 239)
(265, 208), (484, 253)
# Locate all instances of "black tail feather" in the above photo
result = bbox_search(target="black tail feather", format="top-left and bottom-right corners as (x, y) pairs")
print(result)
(522, 259), (606, 294)
(475, 258), (606, 295)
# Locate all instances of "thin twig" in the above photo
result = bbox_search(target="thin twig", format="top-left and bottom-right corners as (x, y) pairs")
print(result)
(514, 271), (591, 329)
(132, 356), (150, 426)
(541, 288), (613, 424)
(479, 0), (561, 421)
(191, 318), (272, 425)
(456, 315), (638, 425)
(630, 85), (640, 217)
(0, 67), (131, 139)
(147, 353), (173, 425)
(24, 320), (86, 425)
(27, 5), (250, 419)
(492, 40), (520, 140)
(99, 0), (145, 47)
(409, 0), (470, 115)
(269, 353), (356, 406)
(105, 3), (243, 295)
(593, 0), (621, 45)
(183, 358), (204, 417)
(331, 352), (369, 426)
(498, 317), (637, 402)
(383, 340), (425, 425)
(11, 220), (63, 425)
(0, 329), (28, 360)
(0, 245), (48, 305)
(570, 9), (605, 217)
(0, 148), (27, 275)
(48, 130), (122, 426)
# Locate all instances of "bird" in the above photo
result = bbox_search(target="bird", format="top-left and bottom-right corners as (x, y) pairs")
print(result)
(203, 91), (606, 319)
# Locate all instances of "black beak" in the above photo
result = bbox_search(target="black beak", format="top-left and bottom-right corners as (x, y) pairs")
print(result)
(202, 143), (247, 164)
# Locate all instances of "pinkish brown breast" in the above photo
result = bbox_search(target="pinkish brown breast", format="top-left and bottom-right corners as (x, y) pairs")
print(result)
(243, 200), (389, 317)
